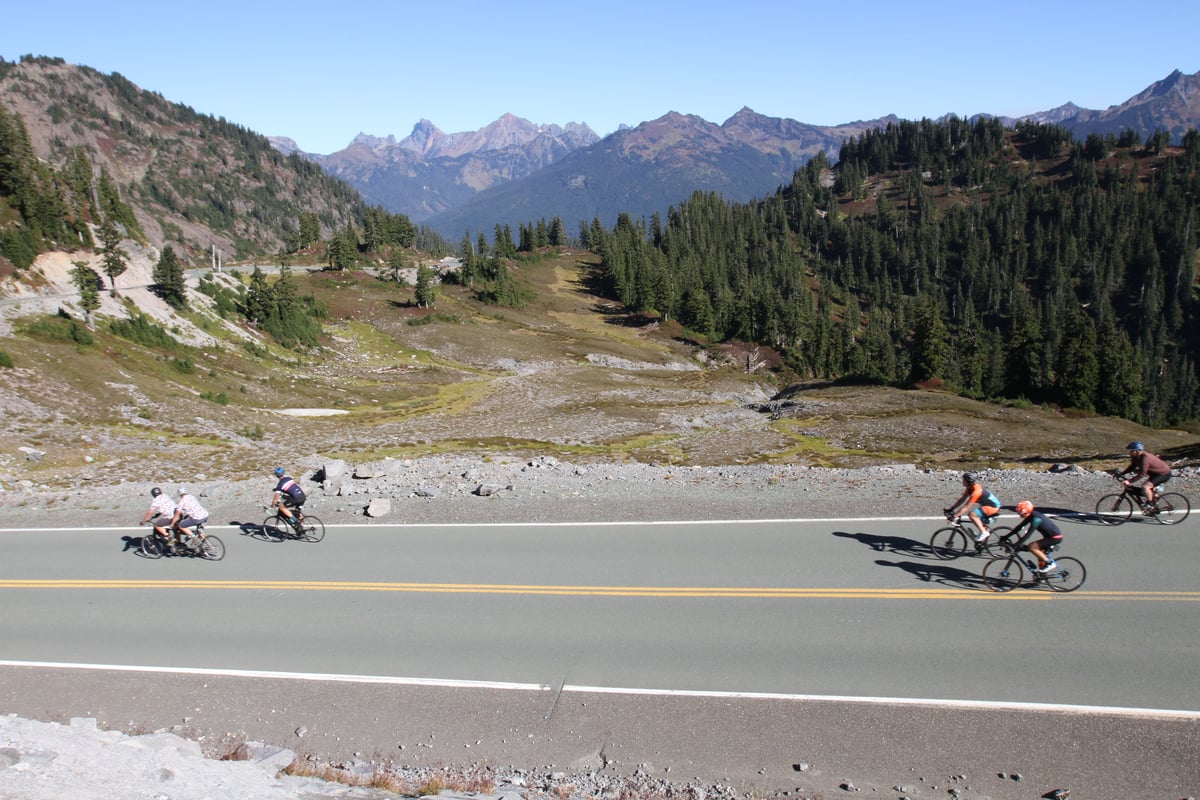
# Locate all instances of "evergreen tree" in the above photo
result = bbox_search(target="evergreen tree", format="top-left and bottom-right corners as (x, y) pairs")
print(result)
(244, 266), (273, 324)
(152, 245), (187, 309)
(70, 261), (101, 327)
(297, 212), (321, 249)
(96, 217), (128, 295)
(909, 301), (950, 384)
(1056, 307), (1099, 410)
(549, 216), (566, 247)
(415, 264), (437, 308)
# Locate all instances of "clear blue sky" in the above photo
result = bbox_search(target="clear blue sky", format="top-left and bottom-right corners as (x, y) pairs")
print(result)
(3, 0), (1198, 155)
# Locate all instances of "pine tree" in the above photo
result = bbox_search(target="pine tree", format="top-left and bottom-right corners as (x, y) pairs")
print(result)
(70, 261), (101, 327)
(415, 265), (437, 308)
(152, 245), (187, 309)
(96, 217), (128, 295)
(244, 267), (273, 324)
(909, 301), (950, 384)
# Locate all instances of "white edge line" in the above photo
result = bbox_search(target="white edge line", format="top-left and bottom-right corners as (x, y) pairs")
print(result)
(0, 515), (1030, 533)
(0, 660), (546, 692)
(0, 660), (1195, 720)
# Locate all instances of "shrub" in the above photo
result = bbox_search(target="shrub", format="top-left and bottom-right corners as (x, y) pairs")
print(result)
(109, 313), (177, 349)
(239, 424), (263, 440)
(0, 349), (12, 368)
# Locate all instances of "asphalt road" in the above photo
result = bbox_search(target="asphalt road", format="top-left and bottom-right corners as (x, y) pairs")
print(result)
(1, 514), (1198, 797)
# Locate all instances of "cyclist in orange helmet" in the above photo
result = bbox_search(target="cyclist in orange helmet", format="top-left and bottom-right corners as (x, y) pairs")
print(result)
(1003, 500), (1064, 573)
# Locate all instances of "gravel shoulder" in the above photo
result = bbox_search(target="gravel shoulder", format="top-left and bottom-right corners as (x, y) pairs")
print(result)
(0, 454), (1167, 531)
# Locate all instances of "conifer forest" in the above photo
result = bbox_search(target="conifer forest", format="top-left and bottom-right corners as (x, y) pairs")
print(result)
(588, 118), (1200, 427)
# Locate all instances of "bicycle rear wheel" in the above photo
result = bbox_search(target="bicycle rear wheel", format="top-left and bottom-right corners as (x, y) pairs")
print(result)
(929, 526), (968, 559)
(140, 533), (164, 559)
(1095, 493), (1134, 525)
(261, 514), (289, 542)
(982, 556), (1025, 592)
(1043, 557), (1086, 592)
(199, 535), (225, 561)
(1152, 493), (1190, 525)
(982, 526), (1012, 557)
(298, 515), (325, 542)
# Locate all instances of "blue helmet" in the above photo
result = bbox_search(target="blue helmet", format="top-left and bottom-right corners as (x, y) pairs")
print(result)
(273, 467), (285, 477)
(1126, 441), (1144, 452)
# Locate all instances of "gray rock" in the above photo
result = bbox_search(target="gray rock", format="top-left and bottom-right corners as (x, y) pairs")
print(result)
(354, 462), (385, 479)
(414, 485), (440, 498)
(321, 458), (347, 483)
(0, 746), (20, 768)
(475, 483), (503, 496)
(365, 498), (391, 517)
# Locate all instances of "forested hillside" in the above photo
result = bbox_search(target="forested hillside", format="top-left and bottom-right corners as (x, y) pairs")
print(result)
(0, 56), (412, 267)
(588, 118), (1200, 427)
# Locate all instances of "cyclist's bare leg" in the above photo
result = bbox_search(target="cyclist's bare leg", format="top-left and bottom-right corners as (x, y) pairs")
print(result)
(968, 507), (989, 536)
(1028, 542), (1048, 567)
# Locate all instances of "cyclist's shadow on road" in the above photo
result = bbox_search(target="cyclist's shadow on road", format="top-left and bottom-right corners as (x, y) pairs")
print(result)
(872, 558), (990, 590)
(832, 529), (930, 558)
(833, 530), (990, 590)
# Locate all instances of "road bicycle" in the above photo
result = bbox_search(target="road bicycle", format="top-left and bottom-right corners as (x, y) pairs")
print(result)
(981, 541), (1085, 592)
(261, 506), (325, 542)
(929, 512), (1012, 559)
(139, 523), (225, 561)
(1094, 477), (1190, 526)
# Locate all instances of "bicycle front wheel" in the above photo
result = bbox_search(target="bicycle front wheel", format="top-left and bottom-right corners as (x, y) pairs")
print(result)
(1095, 494), (1134, 525)
(140, 533), (164, 559)
(929, 526), (968, 559)
(199, 535), (225, 561)
(982, 556), (1025, 592)
(1043, 557), (1086, 592)
(1152, 493), (1191, 525)
(298, 515), (325, 543)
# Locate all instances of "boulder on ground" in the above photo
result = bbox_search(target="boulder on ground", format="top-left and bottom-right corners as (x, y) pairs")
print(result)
(365, 497), (391, 517)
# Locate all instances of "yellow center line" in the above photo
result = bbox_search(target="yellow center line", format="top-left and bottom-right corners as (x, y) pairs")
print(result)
(0, 580), (1198, 601)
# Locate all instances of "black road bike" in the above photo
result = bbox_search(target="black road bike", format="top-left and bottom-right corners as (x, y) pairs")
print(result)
(261, 506), (325, 542)
(929, 512), (1012, 559)
(1095, 476), (1190, 526)
(140, 523), (225, 561)
(981, 541), (1085, 593)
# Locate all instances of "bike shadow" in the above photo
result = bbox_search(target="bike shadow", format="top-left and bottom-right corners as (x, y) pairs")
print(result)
(873, 558), (992, 591)
(235, 520), (284, 542)
(121, 534), (152, 553)
(832, 529), (942, 560)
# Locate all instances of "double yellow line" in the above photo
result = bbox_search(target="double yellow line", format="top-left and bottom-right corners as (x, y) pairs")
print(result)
(2, 579), (1199, 601)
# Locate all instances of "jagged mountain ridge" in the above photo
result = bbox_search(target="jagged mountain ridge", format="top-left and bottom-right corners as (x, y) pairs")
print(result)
(1059, 68), (1200, 142)
(422, 108), (903, 237)
(270, 115), (600, 222)
(301, 69), (1200, 237)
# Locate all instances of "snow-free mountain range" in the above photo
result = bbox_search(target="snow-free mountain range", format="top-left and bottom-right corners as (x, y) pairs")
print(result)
(271, 68), (1200, 237)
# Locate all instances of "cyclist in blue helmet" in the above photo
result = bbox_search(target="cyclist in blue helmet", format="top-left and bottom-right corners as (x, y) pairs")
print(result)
(270, 467), (307, 525)
(1118, 441), (1172, 507)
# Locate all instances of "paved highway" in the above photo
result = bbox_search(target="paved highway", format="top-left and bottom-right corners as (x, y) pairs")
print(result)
(2, 513), (1198, 797)
(2, 514), (1197, 712)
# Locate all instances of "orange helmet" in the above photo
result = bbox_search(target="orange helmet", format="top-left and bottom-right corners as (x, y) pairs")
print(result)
(1016, 500), (1034, 517)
